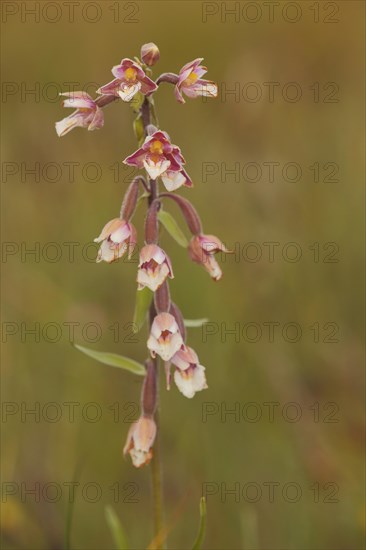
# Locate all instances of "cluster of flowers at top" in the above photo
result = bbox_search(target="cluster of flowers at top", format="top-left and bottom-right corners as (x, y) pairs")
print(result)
(55, 43), (217, 137)
(56, 43), (227, 468)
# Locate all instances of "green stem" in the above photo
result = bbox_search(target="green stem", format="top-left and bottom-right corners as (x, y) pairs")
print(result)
(150, 392), (166, 549)
(142, 97), (166, 549)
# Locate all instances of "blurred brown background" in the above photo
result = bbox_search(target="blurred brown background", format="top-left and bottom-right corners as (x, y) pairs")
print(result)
(1, 1), (365, 549)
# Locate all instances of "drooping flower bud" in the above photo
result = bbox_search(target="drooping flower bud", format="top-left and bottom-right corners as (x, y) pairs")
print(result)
(188, 234), (231, 281)
(145, 200), (160, 245)
(137, 244), (173, 292)
(171, 346), (208, 398)
(94, 218), (137, 263)
(160, 193), (202, 234)
(141, 42), (160, 67)
(147, 312), (183, 361)
(169, 302), (186, 343)
(154, 281), (171, 313)
(120, 177), (140, 221)
(123, 415), (156, 468)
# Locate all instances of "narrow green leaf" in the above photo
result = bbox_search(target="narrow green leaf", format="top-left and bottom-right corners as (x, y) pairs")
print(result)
(133, 114), (145, 146)
(184, 318), (209, 328)
(64, 461), (83, 550)
(192, 497), (207, 550)
(158, 210), (188, 248)
(105, 506), (129, 550)
(136, 192), (149, 210)
(133, 286), (152, 333)
(74, 344), (145, 376)
(130, 91), (144, 113)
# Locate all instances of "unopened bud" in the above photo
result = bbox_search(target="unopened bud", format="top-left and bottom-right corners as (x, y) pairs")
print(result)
(141, 43), (160, 67)
(170, 302), (186, 342)
(145, 199), (161, 244)
(154, 281), (170, 313)
(120, 177), (140, 220)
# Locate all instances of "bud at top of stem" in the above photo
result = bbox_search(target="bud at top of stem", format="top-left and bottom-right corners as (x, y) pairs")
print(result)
(141, 43), (160, 67)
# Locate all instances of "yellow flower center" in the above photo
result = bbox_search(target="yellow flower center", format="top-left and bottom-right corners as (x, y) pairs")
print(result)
(183, 71), (198, 87)
(124, 67), (137, 82)
(149, 140), (164, 155)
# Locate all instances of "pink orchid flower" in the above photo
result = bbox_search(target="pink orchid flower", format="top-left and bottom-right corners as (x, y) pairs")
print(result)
(147, 312), (183, 361)
(175, 58), (218, 104)
(124, 130), (192, 189)
(94, 218), (137, 263)
(189, 234), (231, 281)
(123, 415), (156, 468)
(137, 244), (174, 292)
(55, 92), (104, 137)
(170, 345), (208, 399)
(97, 58), (157, 102)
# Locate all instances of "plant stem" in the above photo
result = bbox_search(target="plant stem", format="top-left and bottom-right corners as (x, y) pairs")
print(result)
(142, 97), (166, 549)
(150, 370), (166, 549)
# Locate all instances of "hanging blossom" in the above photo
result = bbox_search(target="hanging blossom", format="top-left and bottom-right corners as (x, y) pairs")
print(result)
(124, 130), (192, 191)
(55, 44), (227, 473)
(94, 218), (137, 263)
(147, 312), (183, 362)
(55, 92), (104, 137)
(188, 233), (231, 281)
(137, 244), (174, 292)
(169, 346), (207, 399)
(97, 58), (157, 102)
(123, 415), (156, 468)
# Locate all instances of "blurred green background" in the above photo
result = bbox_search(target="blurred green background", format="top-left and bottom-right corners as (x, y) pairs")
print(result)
(1, 1), (365, 549)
